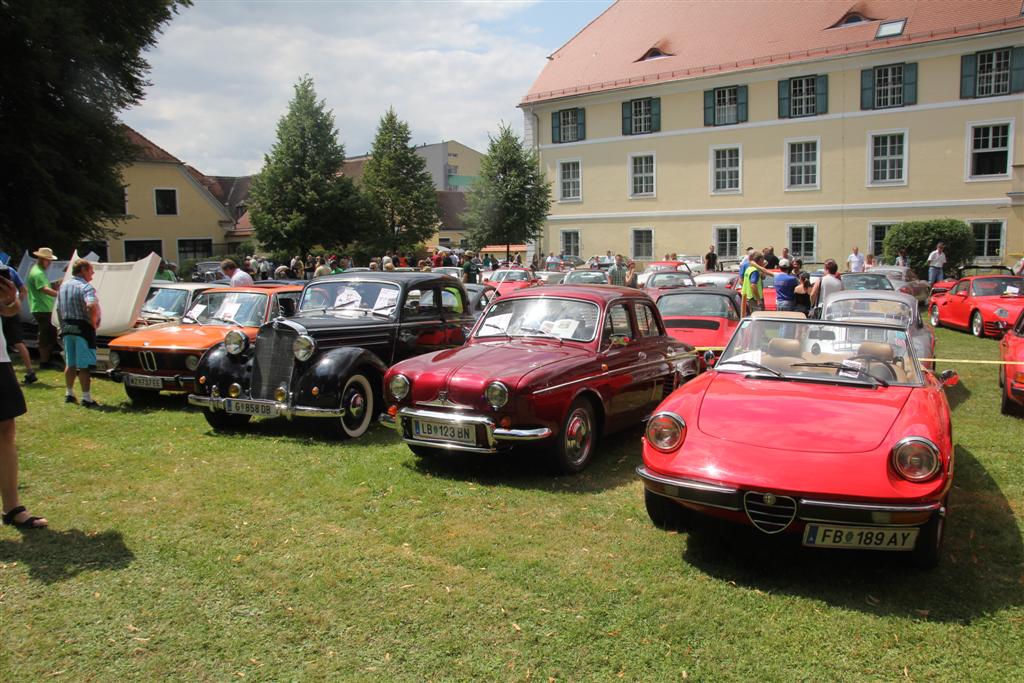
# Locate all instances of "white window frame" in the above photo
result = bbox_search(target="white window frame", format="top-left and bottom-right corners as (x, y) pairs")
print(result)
(714, 86), (738, 125)
(627, 152), (657, 199)
(631, 228), (654, 260)
(712, 224), (741, 260)
(153, 187), (179, 216)
(176, 237), (215, 264)
(709, 144), (743, 195)
(784, 136), (821, 191)
(559, 109), (579, 143)
(631, 98), (652, 135)
(967, 219), (1006, 265)
(873, 63), (904, 109)
(557, 159), (582, 203)
(964, 118), (1014, 181)
(790, 76), (817, 117)
(787, 223), (818, 262)
(560, 229), (581, 259)
(867, 222), (897, 263)
(976, 48), (1012, 98)
(866, 129), (909, 187)
(123, 238), (165, 262)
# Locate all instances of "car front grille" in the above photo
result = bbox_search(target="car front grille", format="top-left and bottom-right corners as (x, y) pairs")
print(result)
(743, 491), (797, 534)
(119, 350), (193, 372)
(250, 326), (297, 399)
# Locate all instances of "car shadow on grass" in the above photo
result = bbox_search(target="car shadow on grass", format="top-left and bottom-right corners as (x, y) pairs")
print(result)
(942, 378), (971, 411)
(677, 446), (1022, 624)
(0, 528), (134, 584)
(106, 392), (197, 414)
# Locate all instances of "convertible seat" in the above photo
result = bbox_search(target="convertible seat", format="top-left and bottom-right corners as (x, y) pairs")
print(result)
(856, 341), (899, 383)
(763, 337), (802, 373)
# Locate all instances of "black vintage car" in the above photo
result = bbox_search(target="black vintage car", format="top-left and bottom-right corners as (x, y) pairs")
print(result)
(188, 272), (475, 437)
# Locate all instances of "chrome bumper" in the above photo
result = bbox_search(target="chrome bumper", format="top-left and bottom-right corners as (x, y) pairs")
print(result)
(187, 394), (345, 419)
(107, 370), (195, 388)
(380, 407), (553, 453)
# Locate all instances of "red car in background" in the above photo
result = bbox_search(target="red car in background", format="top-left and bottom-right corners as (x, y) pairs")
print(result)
(637, 261), (693, 287)
(760, 270), (782, 311)
(484, 267), (539, 296)
(998, 309), (1024, 417)
(928, 275), (1024, 338)
(929, 265), (1014, 297)
(641, 270), (696, 298)
(655, 288), (741, 367)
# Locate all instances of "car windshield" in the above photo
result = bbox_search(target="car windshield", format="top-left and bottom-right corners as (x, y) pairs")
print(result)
(971, 276), (1023, 297)
(645, 264), (677, 273)
(647, 272), (694, 288)
(841, 274), (895, 291)
(299, 281), (402, 316)
(823, 299), (913, 326)
(565, 270), (607, 284)
(717, 318), (922, 386)
(490, 270), (529, 283)
(186, 291), (267, 327)
(657, 293), (737, 319)
(872, 268), (905, 281)
(475, 297), (600, 342)
(141, 287), (190, 318)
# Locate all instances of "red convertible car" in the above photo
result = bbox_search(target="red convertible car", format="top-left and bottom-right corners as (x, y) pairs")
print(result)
(655, 288), (740, 367)
(483, 267), (539, 297)
(999, 309), (1024, 417)
(638, 316), (959, 567)
(929, 275), (1024, 338)
(380, 286), (699, 473)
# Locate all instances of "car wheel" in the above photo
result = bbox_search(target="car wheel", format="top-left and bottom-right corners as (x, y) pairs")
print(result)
(335, 372), (375, 439)
(124, 384), (160, 404)
(929, 305), (940, 328)
(1001, 386), (1022, 417)
(547, 398), (596, 475)
(971, 311), (985, 338)
(202, 409), (251, 431)
(644, 488), (690, 530)
(910, 509), (945, 569)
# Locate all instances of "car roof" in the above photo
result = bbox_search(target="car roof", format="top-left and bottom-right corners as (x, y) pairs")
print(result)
(151, 282), (225, 291)
(656, 286), (737, 298)
(501, 284), (647, 303)
(824, 290), (917, 307)
(314, 271), (459, 287)
(210, 285), (303, 294)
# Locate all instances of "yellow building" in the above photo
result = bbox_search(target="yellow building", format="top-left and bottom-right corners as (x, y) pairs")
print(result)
(520, 1), (1024, 266)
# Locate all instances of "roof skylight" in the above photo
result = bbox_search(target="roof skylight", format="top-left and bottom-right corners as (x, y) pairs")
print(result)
(638, 47), (671, 62)
(876, 18), (906, 38)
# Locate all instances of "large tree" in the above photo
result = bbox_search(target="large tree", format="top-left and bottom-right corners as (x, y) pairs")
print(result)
(360, 108), (439, 255)
(882, 219), (975, 276)
(0, 0), (189, 252)
(248, 76), (362, 255)
(461, 124), (551, 260)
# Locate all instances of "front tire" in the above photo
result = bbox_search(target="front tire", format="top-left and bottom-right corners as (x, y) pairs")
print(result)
(910, 511), (945, 569)
(547, 398), (597, 475)
(1001, 386), (1022, 417)
(334, 372), (376, 439)
(203, 409), (251, 431)
(971, 311), (985, 338)
(929, 305), (940, 328)
(644, 488), (690, 530)
(124, 384), (160, 404)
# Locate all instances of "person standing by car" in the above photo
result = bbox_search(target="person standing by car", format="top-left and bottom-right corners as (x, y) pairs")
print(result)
(221, 259), (254, 286)
(27, 247), (61, 369)
(57, 259), (101, 407)
(926, 242), (946, 286)
(896, 248), (909, 267)
(846, 246), (865, 273)
(625, 260), (638, 288)
(607, 254), (628, 286)
(1, 265), (37, 384)
(704, 245), (718, 272)
(462, 252), (481, 284)
(774, 260), (798, 311)
(814, 259), (844, 307)
(793, 272), (813, 314)
(741, 253), (766, 316)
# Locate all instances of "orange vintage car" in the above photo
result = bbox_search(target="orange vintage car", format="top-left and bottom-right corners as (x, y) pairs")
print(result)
(107, 285), (302, 402)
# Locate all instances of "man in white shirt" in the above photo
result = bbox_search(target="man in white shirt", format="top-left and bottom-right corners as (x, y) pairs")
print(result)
(221, 259), (254, 286)
(846, 246), (865, 273)
(926, 242), (947, 285)
(545, 252), (560, 271)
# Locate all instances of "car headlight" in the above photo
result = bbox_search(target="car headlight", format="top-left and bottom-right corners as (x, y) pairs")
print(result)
(995, 308), (1009, 319)
(185, 355), (200, 372)
(646, 412), (686, 452)
(485, 381), (509, 408)
(224, 329), (247, 355)
(891, 437), (941, 482)
(109, 350), (120, 369)
(389, 374), (410, 400)
(293, 334), (316, 361)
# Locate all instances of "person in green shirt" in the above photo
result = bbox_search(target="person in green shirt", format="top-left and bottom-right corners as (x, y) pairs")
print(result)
(154, 260), (176, 281)
(462, 252), (480, 284)
(26, 247), (60, 367)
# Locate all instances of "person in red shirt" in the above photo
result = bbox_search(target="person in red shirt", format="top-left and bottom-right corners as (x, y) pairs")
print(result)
(432, 251), (445, 268)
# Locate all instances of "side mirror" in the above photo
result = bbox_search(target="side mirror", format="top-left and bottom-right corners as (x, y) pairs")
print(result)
(939, 369), (959, 387)
(703, 350), (717, 367)
(610, 333), (631, 348)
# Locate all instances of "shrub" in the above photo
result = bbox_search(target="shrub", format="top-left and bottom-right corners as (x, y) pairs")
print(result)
(882, 219), (974, 276)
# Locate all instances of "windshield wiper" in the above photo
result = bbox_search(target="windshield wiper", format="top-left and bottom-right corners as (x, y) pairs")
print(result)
(182, 315), (199, 325)
(210, 315), (242, 326)
(791, 361), (888, 387)
(478, 322), (510, 340)
(519, 325), (563, 344)
(716, 359), (784, 378)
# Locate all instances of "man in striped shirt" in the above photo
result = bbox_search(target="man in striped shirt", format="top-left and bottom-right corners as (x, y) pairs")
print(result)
(607, 254), (628, 287)
(56, 259), (101, 407)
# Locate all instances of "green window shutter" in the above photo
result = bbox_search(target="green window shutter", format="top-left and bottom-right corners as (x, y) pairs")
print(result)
(736, 86), (748, 123)
(777, 80), (790, 118)
(622, 101), (632, 135)
(903, 62), (918, 105)
(860, 68), (875, 110)
(960, 54), (976, 99)
(650, 97), (661, 132)
(551, 111), (561, 144)
(1011, 47), (1024, 94)
(815, 75), (828, 114)
(704, 90), (715, 125)
(576, 108), (585, 141)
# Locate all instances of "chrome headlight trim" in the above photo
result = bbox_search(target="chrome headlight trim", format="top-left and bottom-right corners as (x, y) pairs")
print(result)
(185, 355), (200, 372)
(891, 436), (941, 482)
(485, 381), (509, 408)
(293, 334), (316, 361)
(995, 307), (1009, 319)
(646, 411), (687, 453)
(389, 374), (410, 400)
(224, 329), (248, 355)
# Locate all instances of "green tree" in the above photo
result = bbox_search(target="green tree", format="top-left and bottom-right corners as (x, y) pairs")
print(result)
(0, 0), (189, 252)
(248, 76), (361, 255)
(461, 124), (551, 261)
(360, 108), (439, 255)
(882, 219), (975, 276)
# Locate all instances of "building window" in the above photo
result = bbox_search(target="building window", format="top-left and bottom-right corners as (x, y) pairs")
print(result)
(977, 49), (1012, 97)
(552, 108), (585, 144)
(714, 225), (739, 259)
(622, 98), (661, 135)
(791, 76), (817, 117)
(874, 64), (904, 108)
(716, 87), (738, 125)
(875, 19), (906, 38)
(788, 225), (816, 261)
(862, 63), (916, 109)
(869, 224), (894, 261)
(969, 123), (1011, 178)
(629, 154), (655, 197)
(558, 161), (581, 201)
(786, 139), (819, 189)
(632, 229), (653, 260)
(561, 230), (580, 258)
(154, 188), (178, 215)
(632, 99), (652, 134)
(79, 241), (109, 262)
(124, 239), (163, 261)
(704, 86), (748, 126)
(711, 146), (741, 193)
(971, 221), (1003, 262)
(869, 132), (906, 185)
(178, 238), (213, 263)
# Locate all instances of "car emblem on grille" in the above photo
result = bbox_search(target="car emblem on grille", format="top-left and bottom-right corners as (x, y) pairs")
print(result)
(139, 350), (158, 372)
(743, 491), (796, 535)
(437, 390), (448, 402)
(763, 493), (776, 506)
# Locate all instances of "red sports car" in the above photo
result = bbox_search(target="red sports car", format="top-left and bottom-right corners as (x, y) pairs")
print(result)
(642, 271), (696, 298)
(655, 288), (740, 368)
(483, 267), (539, 297)
(929, 265), (1014, 298)
(380, 286), (699, 473)
(638, 316), (959, 567)
(928, 275), (1024, 338)
(998, 309), (1024, 417)
(637, 261), (692, 287)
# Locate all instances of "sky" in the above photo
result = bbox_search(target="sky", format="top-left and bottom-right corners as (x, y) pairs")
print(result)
(122, 0), (613, 177)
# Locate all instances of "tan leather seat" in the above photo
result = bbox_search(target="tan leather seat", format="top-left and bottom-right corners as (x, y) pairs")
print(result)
(857, 341), (894, 361)
(766, 337), (802, 358)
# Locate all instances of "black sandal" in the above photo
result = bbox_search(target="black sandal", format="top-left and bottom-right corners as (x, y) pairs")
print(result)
(2, 506), (48, 530)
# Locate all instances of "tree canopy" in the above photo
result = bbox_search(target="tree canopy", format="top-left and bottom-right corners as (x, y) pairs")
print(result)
(882, 219), (975, 276)
(248, 76), (362, 256)
(461, 124), (551, 259)
(360, 108), (439, 255)
(0, 0), (189, 252)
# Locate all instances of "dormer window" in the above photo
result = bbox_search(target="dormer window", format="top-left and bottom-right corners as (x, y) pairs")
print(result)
(876, 19), (906, 38)
(842, 14), (866, 25)
(637, 47), (672, 62)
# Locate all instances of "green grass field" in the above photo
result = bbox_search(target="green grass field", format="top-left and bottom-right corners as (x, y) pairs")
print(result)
(2, 327), (1021, 681)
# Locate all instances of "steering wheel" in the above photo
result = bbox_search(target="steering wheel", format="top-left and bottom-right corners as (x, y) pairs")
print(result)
(849, 353), (899, 383)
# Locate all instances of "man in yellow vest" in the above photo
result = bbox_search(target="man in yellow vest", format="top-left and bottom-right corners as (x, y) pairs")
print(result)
(741, 252), (766, 316)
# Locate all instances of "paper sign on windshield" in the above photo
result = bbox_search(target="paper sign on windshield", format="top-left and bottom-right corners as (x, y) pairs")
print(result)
(374, 288), (398, 310)
(1006, 285), (1020, 295)
(549, 319), (580, 338)
(187, 304), (206, 319)
(334, 288), (362, 307)
(220, 302), (241, 319)
(838, 360), (863, 379)
(483, 313), (512, 332)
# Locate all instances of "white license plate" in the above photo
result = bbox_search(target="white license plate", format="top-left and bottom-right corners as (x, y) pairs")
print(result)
(803, 524), (919, 551)
(224, 399), (279, 417)
(411, 418), (475, 444)
(126, 374), (163, 389)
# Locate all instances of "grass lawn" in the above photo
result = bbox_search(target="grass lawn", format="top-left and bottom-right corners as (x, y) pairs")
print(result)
(2, 327), (1022, 680)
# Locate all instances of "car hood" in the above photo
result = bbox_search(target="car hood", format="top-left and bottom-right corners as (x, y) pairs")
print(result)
(109, 323), (252, 351)
(697, 373), (912, 453)
(290, 313), (394, 335)
(662, 317), (732, 349)
(974, 296), (1024, 311)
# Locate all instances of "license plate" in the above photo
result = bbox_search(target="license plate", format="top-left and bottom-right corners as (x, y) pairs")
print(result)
(126, 374), (163, 389)
(803, 524), (919, 551)
(411, 418), (475, 444)
(224, 399), (279, 417)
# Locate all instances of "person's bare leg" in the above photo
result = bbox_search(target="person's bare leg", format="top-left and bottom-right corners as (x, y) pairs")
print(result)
(79, 369), (91, 393)
(16, 342), (34, 375)
(0, 418), (46, 526)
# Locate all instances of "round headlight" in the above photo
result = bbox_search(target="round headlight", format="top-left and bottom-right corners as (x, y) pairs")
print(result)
(389, 374), (410, 400)
(995, 308), (1009, 319)
(109, 350), (120, 369)
(293, 335), (316, 361)
(646, 412), (686, 452)
(185, 355), (200, 372)
(224, 330), (247, 355)
(892, 437), (941, 482)
(485, 381), (509, 408)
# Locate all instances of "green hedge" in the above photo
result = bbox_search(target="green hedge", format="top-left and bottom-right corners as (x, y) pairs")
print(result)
(881, 219), (974, 276)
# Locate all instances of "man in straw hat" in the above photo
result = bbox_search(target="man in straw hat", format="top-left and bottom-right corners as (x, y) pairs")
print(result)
(26, 247), (61, 369)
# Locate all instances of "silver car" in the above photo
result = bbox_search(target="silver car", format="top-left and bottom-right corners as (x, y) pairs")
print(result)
(867, 266), (930, 303)
(820, 290), (935, 369)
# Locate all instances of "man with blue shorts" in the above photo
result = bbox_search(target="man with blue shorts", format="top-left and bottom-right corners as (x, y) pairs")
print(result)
(57, 259), (101, 407)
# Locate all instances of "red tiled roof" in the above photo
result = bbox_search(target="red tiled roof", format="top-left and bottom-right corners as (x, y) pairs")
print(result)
(481, 244), (527, 253)
(523, 0), (1024, 104)
(123, 126), (182, 163)
(233, 209), (253, 237)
